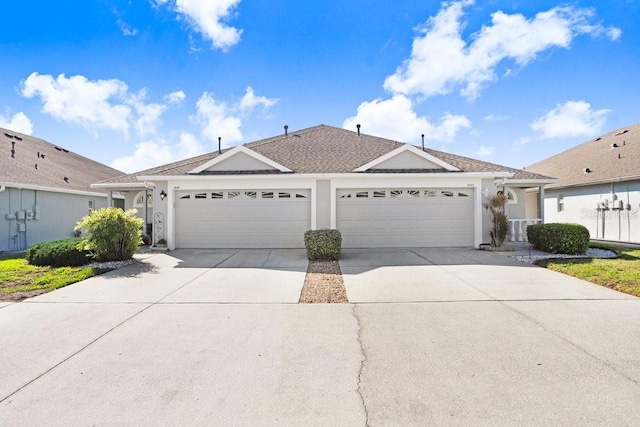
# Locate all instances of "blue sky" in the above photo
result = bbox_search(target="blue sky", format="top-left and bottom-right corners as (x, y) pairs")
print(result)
(1, 0), (638, 173)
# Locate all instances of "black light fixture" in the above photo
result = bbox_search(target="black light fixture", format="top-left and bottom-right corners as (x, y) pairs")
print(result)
(159, 190), (167, 201)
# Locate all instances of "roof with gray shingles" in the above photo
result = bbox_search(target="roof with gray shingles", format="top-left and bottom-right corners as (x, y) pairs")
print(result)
(526, 123), (640, 189)
(1, 128), (123, 193)
(97, 124), (551, 184)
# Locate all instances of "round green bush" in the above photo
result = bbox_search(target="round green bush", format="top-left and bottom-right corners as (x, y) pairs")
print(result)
(75, 207), (143, 262)
(26, 238), (92, 267)
(526, 223), (590, 255)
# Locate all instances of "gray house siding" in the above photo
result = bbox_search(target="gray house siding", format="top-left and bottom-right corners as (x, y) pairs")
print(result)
(0, 187), (108, 252)
(543, 181), (640, 243)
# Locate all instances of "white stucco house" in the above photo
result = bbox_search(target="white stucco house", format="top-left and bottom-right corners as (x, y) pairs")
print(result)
(93, 125), (554, 250)
(1, 128), (124, 252)
(526, 123), (640, 243)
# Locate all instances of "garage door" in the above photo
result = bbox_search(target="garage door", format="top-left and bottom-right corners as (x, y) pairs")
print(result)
(337, 188), (474, 248)
(175, 189), (311, 248)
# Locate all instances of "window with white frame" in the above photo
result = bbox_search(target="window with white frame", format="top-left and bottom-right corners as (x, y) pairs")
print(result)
(558, 194), (564, 212)
(133, 191), (153, 207)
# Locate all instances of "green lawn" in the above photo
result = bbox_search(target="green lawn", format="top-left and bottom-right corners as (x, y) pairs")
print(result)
(536, 243), (640, 297)
(0, 253), (102, 301)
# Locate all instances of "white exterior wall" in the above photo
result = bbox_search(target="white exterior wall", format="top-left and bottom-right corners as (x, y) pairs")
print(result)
(503, 187), (527, 219)
(0, 187), (108, 252)
(543, 181), (640, 243)
(152, 183), (169, 244)
(157, 174), (494, 250)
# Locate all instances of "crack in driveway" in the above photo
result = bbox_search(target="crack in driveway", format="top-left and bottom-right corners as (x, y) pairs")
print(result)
(351, 304), (370, 427)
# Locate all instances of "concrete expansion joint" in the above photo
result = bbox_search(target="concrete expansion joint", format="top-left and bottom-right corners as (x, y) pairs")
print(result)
(351, 304), (370, 427)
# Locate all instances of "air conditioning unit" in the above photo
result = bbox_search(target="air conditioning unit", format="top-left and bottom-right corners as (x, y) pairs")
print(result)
(615, 200), (624, 210)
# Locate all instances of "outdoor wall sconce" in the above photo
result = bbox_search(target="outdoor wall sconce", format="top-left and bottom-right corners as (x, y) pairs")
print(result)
(159, 190), (167, 201)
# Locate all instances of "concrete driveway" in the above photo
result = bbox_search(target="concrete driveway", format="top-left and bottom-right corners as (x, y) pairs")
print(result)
(29, 248), (309, 304)
(340, 247), (631, 302)
(1, 248), (640, 425)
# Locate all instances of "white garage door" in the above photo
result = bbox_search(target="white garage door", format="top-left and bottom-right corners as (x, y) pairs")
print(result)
(175, 189), (311, 248)
(337, 188), (474, 248)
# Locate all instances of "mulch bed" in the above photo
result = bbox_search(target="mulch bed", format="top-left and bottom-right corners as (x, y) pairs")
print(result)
(299, 260), (348, 303)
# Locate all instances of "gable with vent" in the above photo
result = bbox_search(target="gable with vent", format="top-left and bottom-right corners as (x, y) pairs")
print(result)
(354, 144), (459, 172)
(189, 145), (292, 174)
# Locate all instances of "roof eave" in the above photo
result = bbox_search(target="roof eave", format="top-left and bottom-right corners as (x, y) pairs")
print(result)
(545, 174), (640, 190)
(502, 178), (559, 186)
(91, 182), (151, 189)
(137, 171), (514, 181)
(0, 182), (110, 198)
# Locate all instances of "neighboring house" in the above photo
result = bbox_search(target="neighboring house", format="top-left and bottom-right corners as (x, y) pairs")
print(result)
(0, 128), (124, 252)
(93, 125), (554, 249)
(526, 123), (640, 243)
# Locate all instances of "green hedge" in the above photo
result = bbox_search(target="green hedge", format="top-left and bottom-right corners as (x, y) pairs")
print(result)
(304, 229), (342, 261)
(26, 238), (92, 267)
(526, 223), (590, 255)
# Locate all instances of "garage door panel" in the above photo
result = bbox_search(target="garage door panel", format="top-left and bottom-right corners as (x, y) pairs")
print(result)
(337, 188), (474, 248)
(175, 189), (310, 248)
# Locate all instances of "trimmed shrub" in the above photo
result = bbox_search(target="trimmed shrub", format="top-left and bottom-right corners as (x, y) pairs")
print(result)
(526, 223), (590, 255)
(75, 208), (144, 262)
(304, 229), (342, 261)
(26, 238), (91, 267)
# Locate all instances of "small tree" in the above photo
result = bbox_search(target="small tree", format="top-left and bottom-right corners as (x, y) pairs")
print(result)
(484, 192), (511, 247)
(75, 208), (144, 262)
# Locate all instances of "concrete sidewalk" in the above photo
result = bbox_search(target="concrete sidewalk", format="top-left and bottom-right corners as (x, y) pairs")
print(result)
(1, 248), (640, 425)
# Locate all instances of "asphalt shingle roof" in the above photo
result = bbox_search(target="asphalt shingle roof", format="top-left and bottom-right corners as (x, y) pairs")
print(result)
(526, 123), (640, 189)
(97, 124), (551, 184)
(1, 128), (123, 193)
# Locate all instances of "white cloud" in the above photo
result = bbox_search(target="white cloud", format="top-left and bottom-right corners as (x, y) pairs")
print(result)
(165, 90), (186, 104)
(192, 88), (277, 146)
(475, 146), (495, 157)
(110, 131), (206, 173)
(159, 0), (243, 51)
(0, 112), (33, 135)
(21, 72), (132, 134)
(117, 19), (138, 36)
(531, 101), (611, 139)
(176, 130), (206, 157)
(129, 89), (167, 135)
(194, 92), (243, 145)
(607, 27), (622, 41)
(384, 1), (621, 100)
(484, 114), (511, 122)
(20, 72), (169, 137)
(238, 86), (278, 113)
(342, 95), (471, 144)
